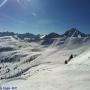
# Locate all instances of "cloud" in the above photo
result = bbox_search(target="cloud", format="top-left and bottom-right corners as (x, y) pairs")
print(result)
(0, 0), (8, 8)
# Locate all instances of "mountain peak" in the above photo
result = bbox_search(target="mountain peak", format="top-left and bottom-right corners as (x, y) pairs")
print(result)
(63, 28), (86, 37)
(44, 32), (61, 39)
(67, 28), (79, 32)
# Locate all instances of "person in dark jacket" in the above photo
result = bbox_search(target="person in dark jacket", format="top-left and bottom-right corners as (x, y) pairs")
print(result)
(65, 54), (73, 64)
(68, 54), (73, 61)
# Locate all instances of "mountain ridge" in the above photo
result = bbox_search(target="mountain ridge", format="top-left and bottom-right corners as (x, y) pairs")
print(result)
(0, 28), (89, 40)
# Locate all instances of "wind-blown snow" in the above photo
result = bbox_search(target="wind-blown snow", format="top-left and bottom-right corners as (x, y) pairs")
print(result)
(0, 36), (90, 90)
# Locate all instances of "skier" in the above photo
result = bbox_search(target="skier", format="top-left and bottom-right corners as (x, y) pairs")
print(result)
(65, 54), (73, 64)
(68, 54), (73, 61)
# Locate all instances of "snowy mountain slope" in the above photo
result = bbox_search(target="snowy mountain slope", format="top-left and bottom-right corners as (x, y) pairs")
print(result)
(41, 36), (90, 50)
(0, 41), (89, 84)
(63, 28), (87, 37)
(69, 49), (90, 64)
(0, 30), (90, 90)
(0, 36), (44, 82)
(0, 36), (17, 42)
(0, 32), (38, 40)
(1, 49), (90, 90)
(0, 35), (90, 79)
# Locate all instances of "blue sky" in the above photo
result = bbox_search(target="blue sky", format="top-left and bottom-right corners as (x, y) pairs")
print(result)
(0, 0), (90, 34)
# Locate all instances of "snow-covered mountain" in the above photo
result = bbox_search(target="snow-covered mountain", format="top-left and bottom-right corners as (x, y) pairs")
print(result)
(0, 36), (17, 42)
(44, 32), (61, 39)
(63, 28), (87, 37)
(0, 32), (40, 41)
(0, 29), (90, 90)
(41, 29), (89, 46)
(41, 32), (62, 45)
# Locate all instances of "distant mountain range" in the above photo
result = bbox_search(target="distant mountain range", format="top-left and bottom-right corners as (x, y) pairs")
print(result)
(41, 28), (90, 45)
(0, 28), (89, 41)
(44, 28), (89, 39)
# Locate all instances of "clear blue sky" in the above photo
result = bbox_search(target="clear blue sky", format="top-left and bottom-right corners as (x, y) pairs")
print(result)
(0, 0), (90, 34)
